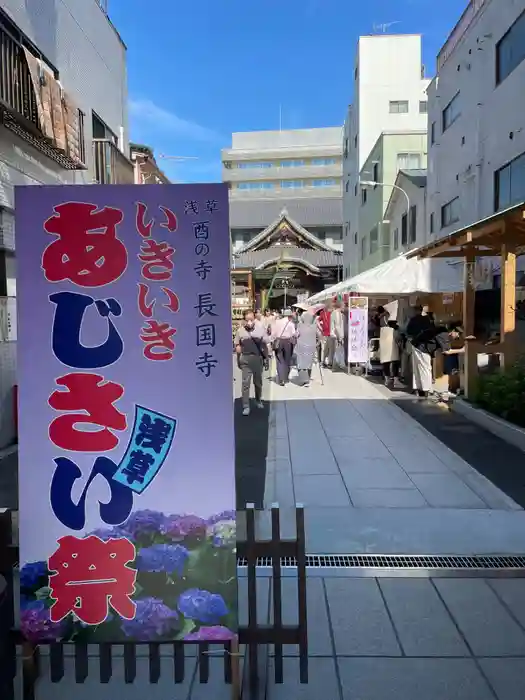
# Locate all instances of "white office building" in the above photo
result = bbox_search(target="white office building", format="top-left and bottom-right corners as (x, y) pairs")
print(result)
(0, 0), (131, 447)
(426, 0), (525, 281)
(343, 34), (431, 277)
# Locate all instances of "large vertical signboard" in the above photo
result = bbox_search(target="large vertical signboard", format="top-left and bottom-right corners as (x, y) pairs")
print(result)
(17, 184), (237, 643)
(348, 296), (369, 364)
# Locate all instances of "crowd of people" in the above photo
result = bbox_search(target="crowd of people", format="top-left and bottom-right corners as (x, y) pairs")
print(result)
(234, 300), (465, 414)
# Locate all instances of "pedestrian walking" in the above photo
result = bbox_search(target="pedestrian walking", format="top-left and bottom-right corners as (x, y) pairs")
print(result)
(234, 309), (269, 415)
(295, 308), (321, 387)
(330, 301), (345, 370)
(270, 308), (296, 385)
(318, 302), (334, 366)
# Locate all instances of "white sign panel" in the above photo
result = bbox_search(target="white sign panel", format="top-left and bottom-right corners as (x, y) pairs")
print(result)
(348, 297), (369, 364)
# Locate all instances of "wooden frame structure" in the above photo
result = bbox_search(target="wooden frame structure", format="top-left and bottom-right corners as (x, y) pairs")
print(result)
(407, 201), (525, 397)
(0, 505), (308, 699)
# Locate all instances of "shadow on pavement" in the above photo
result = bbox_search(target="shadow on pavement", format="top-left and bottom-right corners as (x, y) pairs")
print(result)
(234, 396), (270, 510)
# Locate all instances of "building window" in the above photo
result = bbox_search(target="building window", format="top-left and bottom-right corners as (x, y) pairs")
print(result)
(311, 179), (337, 187)
(397, 153), (422, 170)
(401, 213), (408, 245)
(393, 228), (399, 251)
(419, 101), (428, 114)
(281, 159), (305, 167)
(431, 122), (436, 145)
(311, 158), (336, 165)
(494, 150), (525, 211)
(237, 161), (273, 169)
(345, 180), (349, 192)
(354, 135), (357, 148)
(441, 197), (460, 227)
(442, 92), (461, 131)
(409, 205), (417, 243)
(361, 187), (367, 205)
(496, 10), (525, 85)
(361, 236), (367, 260)
(354, 184), (358, 196)
(237, 182), (275, 190)
(354, 232), (358, 245)
(369, 226), (379, 254)
(373, 162), (379, 185)
(281, 180), (303, 188)
(430, 212), (435, 234)
(389, 100), (409, 114)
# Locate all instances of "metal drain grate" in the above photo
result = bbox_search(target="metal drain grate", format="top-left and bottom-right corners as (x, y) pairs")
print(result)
(237, 554), (525, 569)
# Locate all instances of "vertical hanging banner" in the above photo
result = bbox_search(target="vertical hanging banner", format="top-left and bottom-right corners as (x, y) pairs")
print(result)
(348, 296), (369, 364)
(17, 184), (237, 643)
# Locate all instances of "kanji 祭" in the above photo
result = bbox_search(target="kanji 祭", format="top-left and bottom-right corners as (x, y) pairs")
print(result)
(48, 535), (137, 625)
(42, 203), (127, 287)
(48, 373), (127, 451)
(140, 320), (176, 360)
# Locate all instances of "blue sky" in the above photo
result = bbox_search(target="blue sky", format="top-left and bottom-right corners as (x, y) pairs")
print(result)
(109, 0), (468, 183)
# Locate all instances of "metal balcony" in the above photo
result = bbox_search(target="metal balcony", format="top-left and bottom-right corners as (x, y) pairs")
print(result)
(93, 139), (135, 184)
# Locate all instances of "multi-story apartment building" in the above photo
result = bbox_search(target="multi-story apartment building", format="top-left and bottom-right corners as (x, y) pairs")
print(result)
(343, 34), (431, 277)
(356, 131), (427, 273)
(426, 0), (525, 284)
(0, 0), (131, 447)
(222, 128), (344, 311)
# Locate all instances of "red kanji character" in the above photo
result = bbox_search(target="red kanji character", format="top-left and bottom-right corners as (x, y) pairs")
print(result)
(137, 282), (155, 318)
(161, 287), (180, 313)
(136, 202), (153, 238)
(48, 373), (127, 452)
(138, 239), (175, 281)
(140, 320), (176, 361)
(42, 203), (127, 287)
(48, 535), (137, 625)
(159, 206), (178, 232)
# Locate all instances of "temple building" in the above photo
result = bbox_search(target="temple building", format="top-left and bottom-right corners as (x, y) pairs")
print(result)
(222, 127), (343, 317)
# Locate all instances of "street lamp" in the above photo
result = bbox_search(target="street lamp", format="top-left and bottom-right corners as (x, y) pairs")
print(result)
(360, 180), (410, 213)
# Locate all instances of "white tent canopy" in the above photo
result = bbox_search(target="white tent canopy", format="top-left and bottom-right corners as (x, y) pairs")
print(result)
(308, 254), (463, 303)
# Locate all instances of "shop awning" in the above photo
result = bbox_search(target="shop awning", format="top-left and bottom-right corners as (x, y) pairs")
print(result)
(307, 254), (463, 303)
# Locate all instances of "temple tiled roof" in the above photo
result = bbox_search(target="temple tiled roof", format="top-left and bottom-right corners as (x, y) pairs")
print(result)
(233, 245), (341, 270)
(229, 197), (342, 228)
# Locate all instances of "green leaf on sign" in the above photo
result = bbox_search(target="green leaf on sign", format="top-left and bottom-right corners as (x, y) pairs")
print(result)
(35, 587), (51, 600)
(176, 618), (196, 640)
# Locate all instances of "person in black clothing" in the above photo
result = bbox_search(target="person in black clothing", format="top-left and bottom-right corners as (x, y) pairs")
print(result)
(406, 306), (435, 397)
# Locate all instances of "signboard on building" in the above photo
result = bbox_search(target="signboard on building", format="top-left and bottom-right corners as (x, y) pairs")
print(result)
(348, 297), (369, 364)
(16, 184), (237, 643)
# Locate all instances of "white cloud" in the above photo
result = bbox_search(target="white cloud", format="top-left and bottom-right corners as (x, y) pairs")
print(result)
(129, 99), (220, 143)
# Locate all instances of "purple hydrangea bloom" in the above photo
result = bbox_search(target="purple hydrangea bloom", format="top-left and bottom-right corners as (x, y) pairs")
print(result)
(161, 514), (207, 541)
(136, 544), (189, 575)
(20, 561), (48, 589)
(123, 510), (166, 538)
(121, 597), (178, 639)
(89, 526), (132, 542)
(177, 589), (228, 624)
(21, 600), (66, 642)
(185, 625), (236, 641)
(207, 510), (236, 525)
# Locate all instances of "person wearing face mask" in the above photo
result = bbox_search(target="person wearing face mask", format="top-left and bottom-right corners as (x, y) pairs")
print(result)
(234, 309), (269, 416)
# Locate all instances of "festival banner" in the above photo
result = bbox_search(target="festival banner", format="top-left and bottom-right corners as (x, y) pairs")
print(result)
(16, 184), (237, 643)
(348, 296), (369, 364)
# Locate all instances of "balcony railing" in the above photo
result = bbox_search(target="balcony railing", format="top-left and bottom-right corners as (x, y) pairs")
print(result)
(93, 139), (135, 184)
(0, 21), (39, 130)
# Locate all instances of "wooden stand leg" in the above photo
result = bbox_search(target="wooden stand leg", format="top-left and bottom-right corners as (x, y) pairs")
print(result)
(230, 637), (241, 700)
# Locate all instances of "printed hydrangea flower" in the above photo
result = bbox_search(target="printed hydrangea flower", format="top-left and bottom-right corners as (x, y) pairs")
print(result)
(89, 526), (132, 542)
(161, 515), (207, 541)
(185, 625), (236, 641)
(20, 600), (66, 642)
(207, 510), (236, 525)
(20, 561), (48, 589)
(136, 543), (189, 575)
(208, 520), (236, 548)
(121, 597), (178, 640)
(177, 589), (228, 624)
(123, 510), (166, 538)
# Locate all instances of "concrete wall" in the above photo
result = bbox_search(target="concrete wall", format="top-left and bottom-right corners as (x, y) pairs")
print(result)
(427, 0), (525, 250)
(386, 175), (428, 256)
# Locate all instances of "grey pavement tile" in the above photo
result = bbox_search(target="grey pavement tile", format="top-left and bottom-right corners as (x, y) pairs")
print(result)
(264, 467), (295, 507)
(269, 578), (332, 656)
(350, 488), (427, 508)
(434, 579), (525, 656)
(266, 658), (340, 699)
(288, 435), (340, 475)
(293, 475), (351, 507)
(238, 577), (270, 626)
(386, 442), (451, 473)
(339, 458), (415, 490)
(379, 579), (470, 657)
(461, 472), (522, 511)
(329, 436), (392, 461)
(487, 579), (525, 630)
(478, 658), (525, 700)
(408, 473), (486, 508)
(274, 438), (291, 461)
(325, 578), (401, 656)
(338, 658), (494, 700)
(189, 658), (244, 699)
(266, 459), (292, 473)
